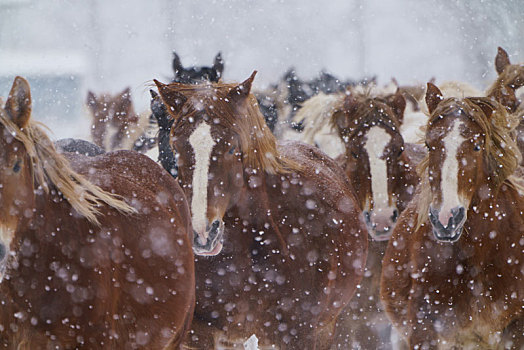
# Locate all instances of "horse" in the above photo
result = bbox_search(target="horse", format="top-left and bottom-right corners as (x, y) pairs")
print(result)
(150, 89), (178, 177)
(486, 47), (524, 115)
(172, 51), (224, 84)
(486, 47), (524, 166)
(86, 88), (154, 153)
(327, 90), (420, 349)
(0, 77), (195, 349)
(154, 72), (368, 349)
(381, 82), (524, 349)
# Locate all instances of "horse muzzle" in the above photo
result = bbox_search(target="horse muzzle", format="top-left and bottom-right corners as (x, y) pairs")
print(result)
(192, 220), (224, 256)
(429, 205), (466, 242)
(363, 208), (399, 241)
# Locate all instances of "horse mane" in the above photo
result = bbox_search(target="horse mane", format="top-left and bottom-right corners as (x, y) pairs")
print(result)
(415, 97), (522, 229)
(291, 92), (344, 145)
(330, 92), (402, 141)
(167, 82), (301, 175)
(0, 112), (135, 225)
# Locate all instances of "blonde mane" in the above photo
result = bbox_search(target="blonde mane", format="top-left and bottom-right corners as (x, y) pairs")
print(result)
(164, 82), (301, 175)
(291, 92), (344, 145)
(415, 97), (522, 229)
(0, 112), (135, 225)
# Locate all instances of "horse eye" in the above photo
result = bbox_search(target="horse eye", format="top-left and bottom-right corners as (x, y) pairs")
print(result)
(13, 160), (21, 173)
(474, 144), (481, 152)
(397, 147), (404, 157)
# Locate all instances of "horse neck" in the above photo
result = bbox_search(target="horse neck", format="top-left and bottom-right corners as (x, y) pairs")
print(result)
(486, 78), (518, 113)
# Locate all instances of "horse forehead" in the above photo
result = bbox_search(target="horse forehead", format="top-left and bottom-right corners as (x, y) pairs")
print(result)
(364, 126), (392, 152)
(440, 120), (466, 154)
(188, 121), (216, 151)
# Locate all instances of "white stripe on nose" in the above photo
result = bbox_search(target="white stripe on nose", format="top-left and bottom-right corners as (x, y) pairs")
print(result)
(439, 120), (465, 225)
(364, 126), (392, 214)
(189, 121), (216, 237)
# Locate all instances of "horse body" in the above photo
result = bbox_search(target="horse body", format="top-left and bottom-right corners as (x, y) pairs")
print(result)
(0, 77), (195, 349)
(381, 84), (524, 349)
(155, 74), (368, 349)
(330, 91), (420, 349)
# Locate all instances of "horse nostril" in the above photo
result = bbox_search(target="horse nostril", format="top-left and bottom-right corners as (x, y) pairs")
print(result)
(391, 209), (399, 223)
(451, 207), (465, 226)
(207, 220), (221, 241)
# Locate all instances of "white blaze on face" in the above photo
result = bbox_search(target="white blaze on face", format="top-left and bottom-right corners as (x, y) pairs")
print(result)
(364, 126), (392, 216)
(189, 121), (216, 237)
(439, 120), (465, 225)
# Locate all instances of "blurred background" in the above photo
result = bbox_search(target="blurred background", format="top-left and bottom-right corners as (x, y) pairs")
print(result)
(0, 0), (522, 138)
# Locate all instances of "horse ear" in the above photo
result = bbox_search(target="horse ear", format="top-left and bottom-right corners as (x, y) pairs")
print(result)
(390, 90), (406, 123)
(150, 89), (172, 125)
(495, 47), (511, 75)
(154, 80), (187, 116)
(213, 52), (224, 80)
(227, 71), (257, 103)
(5, 76), (32, 128)
(172, 51), (183, 73)
(391, 77), (399, 87)
(121, 87), (131, 101)
(86, 90), (97, 107)
(425, 82), (443, 115)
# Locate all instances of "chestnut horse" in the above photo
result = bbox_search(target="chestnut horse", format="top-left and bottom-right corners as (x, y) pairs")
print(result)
(328, 91), (420, 349)
(487, 47), (524, 167)
(154, 72), (368, 349)
(86, 88), (154, 152)
(0, 77), (195, 349)
(381, 83), (524, 349)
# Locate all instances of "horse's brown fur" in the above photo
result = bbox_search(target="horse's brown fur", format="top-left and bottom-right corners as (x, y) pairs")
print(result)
(156, 74), (368, 349)
(0, 77), (195, 349)
(87, 88), (149, 152)
(330, 91), (420, 349)
(381, 86), (524, 349)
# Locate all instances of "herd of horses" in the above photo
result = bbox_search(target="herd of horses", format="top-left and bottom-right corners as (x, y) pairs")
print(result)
(0, 46), (522, 349)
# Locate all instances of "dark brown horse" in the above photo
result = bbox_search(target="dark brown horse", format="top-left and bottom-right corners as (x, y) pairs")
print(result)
(86, 88), (153, 152)
(0, 77), (195, 349)
(381, 83), (524, 349)
(172, 51), (224, 84)
(154, 72), (368, 349)
(329, 91), (420, 349)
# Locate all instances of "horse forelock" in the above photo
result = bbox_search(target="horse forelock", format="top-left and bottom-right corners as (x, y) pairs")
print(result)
(167, 82), (301, 175)
(333, 94), (402, 144)
(0, 112), (135, 225)
(415, 97), (522, 229)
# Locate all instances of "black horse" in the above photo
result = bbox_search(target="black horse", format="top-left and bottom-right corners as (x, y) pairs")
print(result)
(172, 51), (224, 84)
